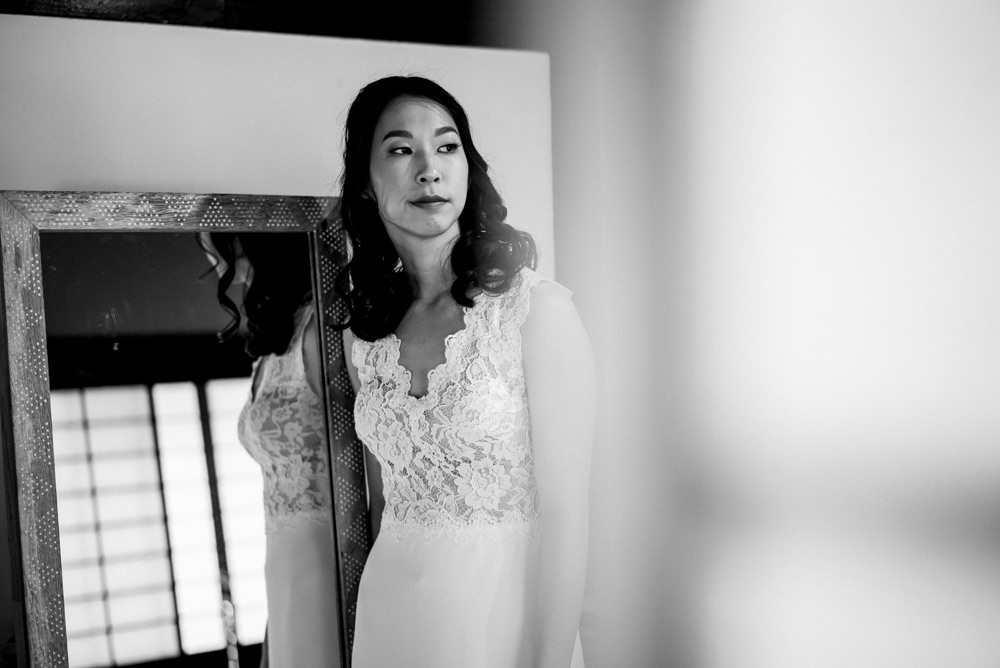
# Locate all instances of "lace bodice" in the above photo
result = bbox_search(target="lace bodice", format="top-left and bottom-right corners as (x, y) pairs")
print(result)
(238, 304), (331, 532)
(353, 268), (549, 540)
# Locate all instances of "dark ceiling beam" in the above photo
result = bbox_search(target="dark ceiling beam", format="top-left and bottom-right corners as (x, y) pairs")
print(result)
(0, 0), (483, 46)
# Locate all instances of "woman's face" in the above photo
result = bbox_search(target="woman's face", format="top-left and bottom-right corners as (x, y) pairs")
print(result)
(368, 95), (469, 246)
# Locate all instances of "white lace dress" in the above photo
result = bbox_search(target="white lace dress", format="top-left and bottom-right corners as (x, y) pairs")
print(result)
(351, 268), (584, 668)
(238, 304), (342, 668)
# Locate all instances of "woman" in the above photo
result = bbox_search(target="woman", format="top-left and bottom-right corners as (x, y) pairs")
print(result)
(339, 76), (595, 667)
(203, 232), (341, 668)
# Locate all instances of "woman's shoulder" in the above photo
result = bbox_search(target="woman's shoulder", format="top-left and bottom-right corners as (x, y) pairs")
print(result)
(289, 296), (314, 324)
(520, 269), (591, 365)
(512, 267), (573, 306)
(483, 267), (574, 331)
(288, 299), (316, 343)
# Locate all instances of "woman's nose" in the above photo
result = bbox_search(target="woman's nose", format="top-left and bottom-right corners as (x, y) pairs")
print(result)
(416, 156), (441, 184)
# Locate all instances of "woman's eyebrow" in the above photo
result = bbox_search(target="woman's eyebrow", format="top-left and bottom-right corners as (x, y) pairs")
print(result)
(380, 126), (459, 142)
(381, 129), (412, 142)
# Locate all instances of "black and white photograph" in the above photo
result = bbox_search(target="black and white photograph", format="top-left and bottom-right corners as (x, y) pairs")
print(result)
(2, 2), (999, 667)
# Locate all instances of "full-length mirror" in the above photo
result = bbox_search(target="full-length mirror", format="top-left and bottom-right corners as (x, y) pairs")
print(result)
(0, 191), (369, 668)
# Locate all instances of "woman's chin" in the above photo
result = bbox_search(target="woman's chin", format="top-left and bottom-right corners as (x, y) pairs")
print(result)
(387, 215), (460, 242)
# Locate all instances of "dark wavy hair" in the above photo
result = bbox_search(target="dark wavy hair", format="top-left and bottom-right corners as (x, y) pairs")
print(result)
(338, 75), (536, 342)
(201, 232), (313, 359)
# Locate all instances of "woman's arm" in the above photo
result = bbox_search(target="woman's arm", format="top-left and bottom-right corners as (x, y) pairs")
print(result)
(301, 311), (323, 398)
(342, 328), (385, 541)
(522, 281), (596, 668)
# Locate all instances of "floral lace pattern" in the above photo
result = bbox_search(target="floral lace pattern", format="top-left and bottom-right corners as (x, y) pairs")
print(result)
(238, 304), (331, 533)
(353, 269), (547, 541)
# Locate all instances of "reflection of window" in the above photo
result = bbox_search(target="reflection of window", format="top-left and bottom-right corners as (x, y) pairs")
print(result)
(52, 379), (266, 667)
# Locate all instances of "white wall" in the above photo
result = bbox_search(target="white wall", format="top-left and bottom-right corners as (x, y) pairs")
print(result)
(0, 15), (554, 271)
(492, 0), (1000, 666)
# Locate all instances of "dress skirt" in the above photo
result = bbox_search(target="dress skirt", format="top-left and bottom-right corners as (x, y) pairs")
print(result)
(352, 521), (540, 668)
(264, 518), (342, 668)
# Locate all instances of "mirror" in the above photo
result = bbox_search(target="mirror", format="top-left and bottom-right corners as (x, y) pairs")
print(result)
(0, 191), (370, 668)
(43, 230), (266, 666)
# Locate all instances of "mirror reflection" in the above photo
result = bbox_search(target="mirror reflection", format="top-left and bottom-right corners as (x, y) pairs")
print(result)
(41, 231), (327, 667)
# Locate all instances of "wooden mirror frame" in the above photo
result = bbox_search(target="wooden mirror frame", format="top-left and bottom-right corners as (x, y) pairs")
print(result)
(0, 190), (371, 668)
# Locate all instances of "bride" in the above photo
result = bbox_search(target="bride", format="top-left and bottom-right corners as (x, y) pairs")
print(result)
(337, 75), (594, 668)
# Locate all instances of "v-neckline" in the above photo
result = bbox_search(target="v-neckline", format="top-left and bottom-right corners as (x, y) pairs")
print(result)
(388, 303), (473, 401)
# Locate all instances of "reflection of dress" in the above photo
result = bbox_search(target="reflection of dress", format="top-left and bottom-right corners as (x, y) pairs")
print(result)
(238, 304), (341, 668)
(351, 268), (584, 668)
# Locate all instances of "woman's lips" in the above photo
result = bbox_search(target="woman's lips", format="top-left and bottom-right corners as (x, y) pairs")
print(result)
(411, 196), (448, 207)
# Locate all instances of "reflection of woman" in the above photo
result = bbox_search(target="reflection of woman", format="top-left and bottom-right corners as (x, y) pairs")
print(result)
(202, 233), (341, 668)
(339, 76), (595, 667)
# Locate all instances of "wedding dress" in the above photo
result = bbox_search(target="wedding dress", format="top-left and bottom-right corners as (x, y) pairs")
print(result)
(238, 303), (341, 668)
(351, 268), (584, 668)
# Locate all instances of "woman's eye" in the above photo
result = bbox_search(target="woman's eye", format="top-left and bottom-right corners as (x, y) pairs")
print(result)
(389, 146), (412, 155)
(438, 143), (461, 154)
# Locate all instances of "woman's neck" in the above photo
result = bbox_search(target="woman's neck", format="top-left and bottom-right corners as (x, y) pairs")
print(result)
(397, 243), (455, 304)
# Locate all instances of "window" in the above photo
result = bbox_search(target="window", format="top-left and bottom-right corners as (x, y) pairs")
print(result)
(53, 380), (266, 667)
